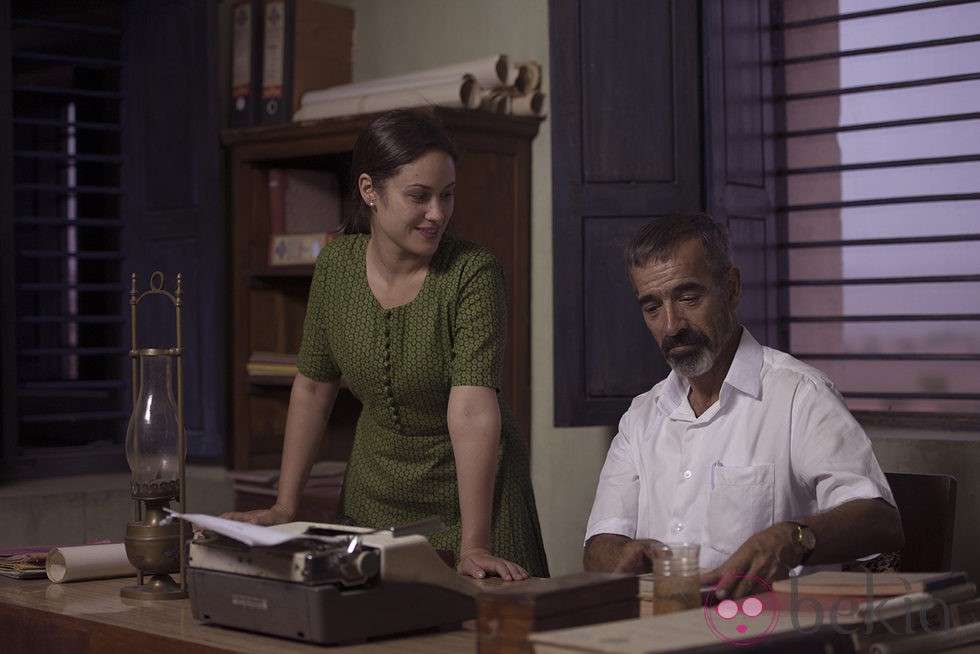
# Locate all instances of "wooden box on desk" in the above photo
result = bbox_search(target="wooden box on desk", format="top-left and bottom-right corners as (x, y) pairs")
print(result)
(476, 572), (639, 654)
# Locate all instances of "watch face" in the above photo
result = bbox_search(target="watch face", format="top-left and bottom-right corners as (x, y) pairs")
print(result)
(798, 525), (815, 550)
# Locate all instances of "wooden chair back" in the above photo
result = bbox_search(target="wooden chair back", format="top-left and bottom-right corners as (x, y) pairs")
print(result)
(884, 471), (957, 572)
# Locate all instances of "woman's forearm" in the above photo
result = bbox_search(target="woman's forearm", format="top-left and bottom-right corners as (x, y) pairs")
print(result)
(447, 385), (501, 554)
(275, 373), (341, 518)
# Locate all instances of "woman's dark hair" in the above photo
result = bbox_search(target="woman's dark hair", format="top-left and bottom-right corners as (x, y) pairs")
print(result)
(625, 213), (733, 281)
(344, 108), (459, 234)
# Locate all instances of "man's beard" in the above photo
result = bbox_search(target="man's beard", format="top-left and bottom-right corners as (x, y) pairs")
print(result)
(662, 329), (715, 378)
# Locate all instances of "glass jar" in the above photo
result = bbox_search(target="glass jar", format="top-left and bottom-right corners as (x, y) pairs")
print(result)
(652, 542), (702, 614)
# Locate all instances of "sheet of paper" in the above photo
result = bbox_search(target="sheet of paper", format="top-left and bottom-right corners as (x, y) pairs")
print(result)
(164, 510), (301, 547)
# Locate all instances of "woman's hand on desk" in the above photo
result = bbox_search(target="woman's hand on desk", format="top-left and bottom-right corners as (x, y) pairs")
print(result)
(220, 503), (293, 526)
(457, 547), (529, 581)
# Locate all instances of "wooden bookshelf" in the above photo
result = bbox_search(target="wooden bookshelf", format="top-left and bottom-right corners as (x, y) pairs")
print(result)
(224, 108), (540, 481)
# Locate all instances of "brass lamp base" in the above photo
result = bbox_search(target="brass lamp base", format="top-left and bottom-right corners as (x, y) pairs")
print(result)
(122, 500), (187, 600)
(121, 573), (187, 600)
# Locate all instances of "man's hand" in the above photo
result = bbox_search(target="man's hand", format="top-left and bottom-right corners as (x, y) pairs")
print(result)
(701, 498), (904, 600)
(584, 533), (665, 574)
(699, 522), (799, 599)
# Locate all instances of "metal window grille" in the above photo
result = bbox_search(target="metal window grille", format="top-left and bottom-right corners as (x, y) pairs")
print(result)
(6, 1), (129, 475)
(773, 0), (980, 426)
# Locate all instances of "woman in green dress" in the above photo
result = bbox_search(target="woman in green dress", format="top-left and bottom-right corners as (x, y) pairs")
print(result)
(225, 108), (548, 579)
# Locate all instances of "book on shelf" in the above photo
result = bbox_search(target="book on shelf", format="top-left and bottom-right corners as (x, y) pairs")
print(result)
(259, 0), (353, 124)
(267, 167), (342, 266)
(246, 351), (298, 377)
(268, 232), (334, 266)
(229, 0), (261, 127)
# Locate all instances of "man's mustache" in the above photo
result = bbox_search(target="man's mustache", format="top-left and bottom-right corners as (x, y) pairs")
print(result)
(661, 330), (711, 357)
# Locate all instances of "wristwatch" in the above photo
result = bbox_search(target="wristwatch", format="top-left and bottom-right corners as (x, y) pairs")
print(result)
(789, 521), (816, 565)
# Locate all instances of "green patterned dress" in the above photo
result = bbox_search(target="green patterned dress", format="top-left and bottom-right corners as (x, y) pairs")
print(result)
(296, 233), (549, 577)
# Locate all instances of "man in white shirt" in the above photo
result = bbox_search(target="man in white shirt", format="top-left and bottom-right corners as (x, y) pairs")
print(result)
(583, 214), (903, 600)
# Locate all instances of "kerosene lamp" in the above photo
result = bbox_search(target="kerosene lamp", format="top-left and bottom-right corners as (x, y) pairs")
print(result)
(121, 271), (188, 600)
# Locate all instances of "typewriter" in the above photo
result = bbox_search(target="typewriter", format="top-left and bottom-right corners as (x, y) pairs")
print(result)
(185, 517), (478, 644)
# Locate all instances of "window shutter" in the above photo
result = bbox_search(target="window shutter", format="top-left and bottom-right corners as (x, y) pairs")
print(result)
(774, 0), (980, 423)
(3, 3), (129, 476)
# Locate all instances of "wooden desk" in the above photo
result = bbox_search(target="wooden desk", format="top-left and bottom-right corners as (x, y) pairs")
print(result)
(0, 575), (477, 654)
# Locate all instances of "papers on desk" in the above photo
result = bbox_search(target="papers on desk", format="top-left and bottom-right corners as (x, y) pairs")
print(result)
(0, 552), (47, 579)
(164, 510), (329, 547)
(0, 542), (136, 582)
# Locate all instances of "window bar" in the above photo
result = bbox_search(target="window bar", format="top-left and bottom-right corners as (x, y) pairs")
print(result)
(796, 353), (980, 361)
(783, 192), (980, 212)
(779, 72), (980, 103)
(783, 153), (980, 175)
(783, 234), (980, 249)
(787, 314), (980, 322)
(780, 112), (980, 139)
(785, 274), (980, 286)
(777, 33), (980, 66)
(774, 0), (979, 30)
(66, 101), (78, 379)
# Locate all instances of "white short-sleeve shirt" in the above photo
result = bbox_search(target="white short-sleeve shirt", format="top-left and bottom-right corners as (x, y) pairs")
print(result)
(584, 329), (894, 570)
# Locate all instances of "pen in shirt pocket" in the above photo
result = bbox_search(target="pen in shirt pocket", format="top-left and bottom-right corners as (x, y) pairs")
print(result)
(710, 461), (723, 489)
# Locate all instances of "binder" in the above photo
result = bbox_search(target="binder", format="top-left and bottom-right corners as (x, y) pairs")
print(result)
(259, 0), (353, 124)
(229, 0), (261, 127)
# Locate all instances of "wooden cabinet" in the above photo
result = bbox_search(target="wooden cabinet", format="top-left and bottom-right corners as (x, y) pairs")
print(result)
(224, 108), (540, 471)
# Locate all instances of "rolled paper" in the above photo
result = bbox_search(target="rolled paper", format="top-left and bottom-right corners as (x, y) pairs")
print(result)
(511, 91), (547, 117)
(46, 542), (137, 583)
(299, 55), (510, 107)
(512, 61), (542, 95)
(293, 79), (476, 122)
(293, 56), (546, 121)
(459, 76), (484, 110)
(479, 90), (512, 115)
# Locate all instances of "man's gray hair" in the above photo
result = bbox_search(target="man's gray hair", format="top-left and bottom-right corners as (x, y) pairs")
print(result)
(625, 213), (733, 280)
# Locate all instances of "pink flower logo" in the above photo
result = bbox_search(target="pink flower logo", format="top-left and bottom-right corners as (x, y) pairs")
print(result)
(703, 575), (780, 645)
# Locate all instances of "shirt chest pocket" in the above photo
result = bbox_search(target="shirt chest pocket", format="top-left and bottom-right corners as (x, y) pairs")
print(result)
(703, 464), (774, 563)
